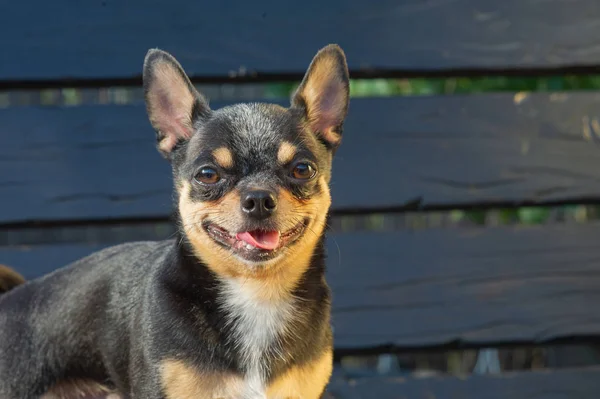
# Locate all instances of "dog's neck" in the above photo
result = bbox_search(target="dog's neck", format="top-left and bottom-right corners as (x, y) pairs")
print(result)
(172, 234), (331, 385)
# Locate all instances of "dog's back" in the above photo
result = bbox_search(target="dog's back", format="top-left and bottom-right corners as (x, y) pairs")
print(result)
(0, 240), (173, 398)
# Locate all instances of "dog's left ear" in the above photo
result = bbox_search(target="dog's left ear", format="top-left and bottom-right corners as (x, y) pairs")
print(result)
(143, 49), (211, 158)
(291, 44), (350, 149)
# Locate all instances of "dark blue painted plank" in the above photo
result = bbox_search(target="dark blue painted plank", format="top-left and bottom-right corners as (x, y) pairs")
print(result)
(1, 244), (107, 280)
(4, 221), (600, 348)
(0, 104), (173, 222)
(2, 0), (600, 81)
(3, 93), (600, 223)
(326, 367), (600, 398)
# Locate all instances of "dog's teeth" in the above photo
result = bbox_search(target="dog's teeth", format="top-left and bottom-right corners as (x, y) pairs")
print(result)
(245, 244), (253, 250)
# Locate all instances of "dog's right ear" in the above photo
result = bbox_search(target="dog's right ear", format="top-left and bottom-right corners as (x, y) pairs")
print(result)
(143, 49), (210, 158)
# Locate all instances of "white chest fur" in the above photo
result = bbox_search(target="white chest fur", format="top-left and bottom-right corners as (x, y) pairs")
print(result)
(220, 278), (295, 398)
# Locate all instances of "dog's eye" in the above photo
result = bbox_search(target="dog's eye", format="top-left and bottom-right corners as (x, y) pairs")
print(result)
(291, 162), (316, 180)
(194, 167), (220, 184)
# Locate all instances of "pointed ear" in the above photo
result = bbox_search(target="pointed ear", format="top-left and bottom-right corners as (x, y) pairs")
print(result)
(143, 49), (210, 158)
(291, 44), (350, 148)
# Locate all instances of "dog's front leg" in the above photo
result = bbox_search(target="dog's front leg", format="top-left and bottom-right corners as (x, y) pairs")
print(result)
(266, 349), (333, 399)
(152, 358), (247, 399)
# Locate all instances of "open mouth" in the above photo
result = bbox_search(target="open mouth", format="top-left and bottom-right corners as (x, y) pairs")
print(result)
(203, 218), (309, 263)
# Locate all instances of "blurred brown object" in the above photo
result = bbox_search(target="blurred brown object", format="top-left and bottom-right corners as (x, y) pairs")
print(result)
(0, 264), (25, 294)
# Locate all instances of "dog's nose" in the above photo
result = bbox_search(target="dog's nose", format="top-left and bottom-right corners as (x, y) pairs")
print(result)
(241, 190), (278, 220)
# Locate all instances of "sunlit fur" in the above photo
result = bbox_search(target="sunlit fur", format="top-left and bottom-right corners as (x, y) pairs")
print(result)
(267, 349), (333, 398)
(160, 359), (244, 399)
(212, 147), (234, 169)
(277, 141), (297, 165)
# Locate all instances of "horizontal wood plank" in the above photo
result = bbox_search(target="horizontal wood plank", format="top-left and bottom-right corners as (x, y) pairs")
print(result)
(0, 244), (107, 280)
(4, 222), (600, 349)
(4, 93), (600, 223)
(326, 367), (600, 398)
(2, 0), (600, 81)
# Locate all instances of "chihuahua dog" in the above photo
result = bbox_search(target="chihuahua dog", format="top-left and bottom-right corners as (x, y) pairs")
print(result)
(0, 44), (349, 399)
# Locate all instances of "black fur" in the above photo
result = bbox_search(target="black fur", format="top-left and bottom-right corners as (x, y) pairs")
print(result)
(0, 44), (348, 398)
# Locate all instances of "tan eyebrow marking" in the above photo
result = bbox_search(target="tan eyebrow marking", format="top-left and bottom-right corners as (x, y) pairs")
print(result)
(277, 141), (297, 164)
(212, 147), (234, 169)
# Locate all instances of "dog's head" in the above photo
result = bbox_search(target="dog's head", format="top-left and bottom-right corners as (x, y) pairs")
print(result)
(143, 45), (349, 280)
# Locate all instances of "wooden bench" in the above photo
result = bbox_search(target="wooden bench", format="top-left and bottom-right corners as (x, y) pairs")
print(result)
(3, 0), (600, 396)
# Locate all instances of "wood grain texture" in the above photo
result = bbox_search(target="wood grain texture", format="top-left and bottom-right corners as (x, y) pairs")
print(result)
(4, 93), (600, 223)
(326, 367), (600, 398)
(2, 0), (600, 81)
(4, 221), (600, 349)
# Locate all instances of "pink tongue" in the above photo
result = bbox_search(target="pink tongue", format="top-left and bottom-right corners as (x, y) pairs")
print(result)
(236, 230), (281, 250)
